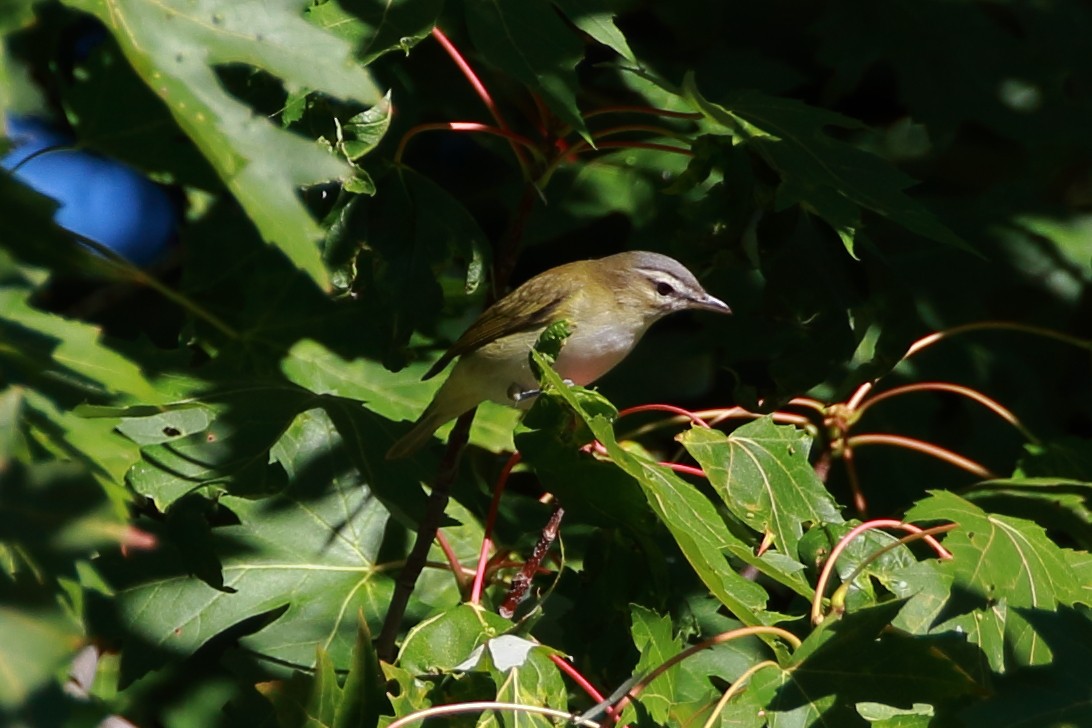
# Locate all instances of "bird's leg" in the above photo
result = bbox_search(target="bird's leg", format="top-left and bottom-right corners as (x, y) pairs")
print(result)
(507, 379), (575, 403)
(508, 383), (540, 402)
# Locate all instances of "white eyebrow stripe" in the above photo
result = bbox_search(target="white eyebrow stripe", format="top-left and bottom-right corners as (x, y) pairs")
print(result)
(638, 269), (689, 285)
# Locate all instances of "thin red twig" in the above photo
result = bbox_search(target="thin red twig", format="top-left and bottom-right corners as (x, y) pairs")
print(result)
(430, 27), (532, 175)
(431, 27), (506, 130)
(786, 397), (828, 413)
(662, 462), (707, 478)
(387, 701), (598, 728)
(530, 92), (552, 137)
(612, 626), (801, 717)
(841, 445), (868, 515)
(811, 519), (955, 625)
(550, 655), (626, 725)
(618, 407), (817, 442)
(470, 451), (522, 605)
(395, 122), (541, 164)
(855, 382), (1039, 443)
(551, 655), (608, 702)
(617, 403), (712, 428)
(845, 382), (873, 411)
(846, 433), (998, 480)
(703, 407), (814, 429)
(435, 530), (469, 591)
(903, 321), (1092, 361)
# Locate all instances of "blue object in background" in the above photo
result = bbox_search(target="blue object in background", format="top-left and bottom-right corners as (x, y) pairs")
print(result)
(2, 114), (177, 266)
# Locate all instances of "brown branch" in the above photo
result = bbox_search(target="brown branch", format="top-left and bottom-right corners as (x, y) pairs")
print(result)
(377, 409), (476, 662)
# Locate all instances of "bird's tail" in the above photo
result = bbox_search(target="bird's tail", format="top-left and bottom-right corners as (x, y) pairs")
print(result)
(386, 405), (446, 460)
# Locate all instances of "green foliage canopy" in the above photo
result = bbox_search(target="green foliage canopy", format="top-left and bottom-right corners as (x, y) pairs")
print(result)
(2, 1), (1091, 726)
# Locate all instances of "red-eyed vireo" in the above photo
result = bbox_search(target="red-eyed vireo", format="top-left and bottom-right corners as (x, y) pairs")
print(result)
(386, 251), (731, 458)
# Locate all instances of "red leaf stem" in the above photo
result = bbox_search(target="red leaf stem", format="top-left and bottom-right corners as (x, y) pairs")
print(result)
(469, 451), (522, 605)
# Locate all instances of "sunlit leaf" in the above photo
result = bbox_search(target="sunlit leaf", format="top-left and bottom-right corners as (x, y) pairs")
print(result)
(957, 607), (1092, 727)
(62, 0), (382, 288)
(856, 701), (934, 727)
(529, 352), (771, 630)
(907, 491), (1084, 670)
(626, 605), (681, 725)
(905, 490), (1079, 612)
(338, 92), (393, 162)
(0, 591), (84, 707)
(281, 339), (437, 423)
(888, 561), (953, 636)
(275, 614), (381, 728)
(964, 477), (1092, 551)
(680, 421), (843, 560)
(399, 604), (511, 674)
(1064, 549), (1092, 606)
(123, 384), (310, 508)
(552, 0), (635, 63)
(752, 603), (981, 724)
(485, 647), (567, 728)
(104, 409), (402, 683)
(307, 0), (442, 66)
(0, 287), (161, 402)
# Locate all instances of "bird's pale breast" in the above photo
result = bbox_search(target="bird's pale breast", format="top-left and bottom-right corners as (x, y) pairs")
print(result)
(553, 312), (648, 386)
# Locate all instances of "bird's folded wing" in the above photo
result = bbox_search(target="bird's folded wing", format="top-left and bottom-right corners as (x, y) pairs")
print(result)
(422, 286), (565, 380)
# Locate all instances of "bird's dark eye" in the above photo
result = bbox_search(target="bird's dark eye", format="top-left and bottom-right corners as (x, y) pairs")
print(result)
(656, 281), (675, 296)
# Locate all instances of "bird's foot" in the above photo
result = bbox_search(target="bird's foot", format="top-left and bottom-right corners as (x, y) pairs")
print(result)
(507, 379), (575, 403)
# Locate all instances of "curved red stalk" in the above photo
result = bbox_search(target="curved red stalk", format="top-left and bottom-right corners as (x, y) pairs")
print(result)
(469, 451), (522, 605)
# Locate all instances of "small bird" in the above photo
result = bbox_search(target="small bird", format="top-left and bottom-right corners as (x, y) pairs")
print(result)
(386, 250), (731, 458)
